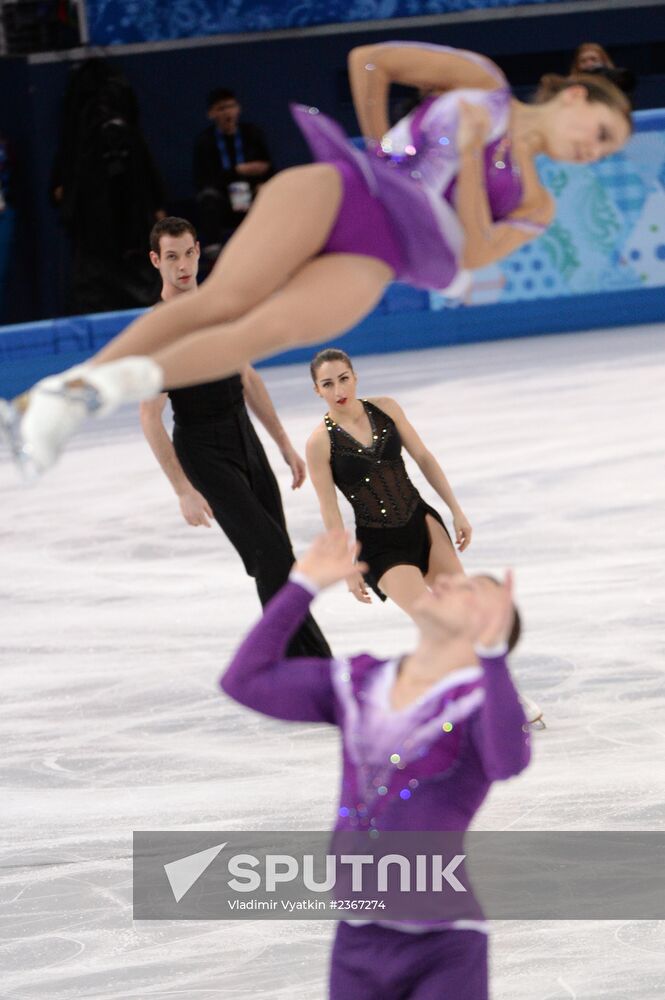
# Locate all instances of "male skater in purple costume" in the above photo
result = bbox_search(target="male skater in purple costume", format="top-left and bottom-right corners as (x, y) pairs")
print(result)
(221, 530), (531, 999)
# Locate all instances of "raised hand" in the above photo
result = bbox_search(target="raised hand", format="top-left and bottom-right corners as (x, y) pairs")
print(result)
(475, 570), (515, 649)
(295, 530), (368, 592)
(456, 99), (491, 154)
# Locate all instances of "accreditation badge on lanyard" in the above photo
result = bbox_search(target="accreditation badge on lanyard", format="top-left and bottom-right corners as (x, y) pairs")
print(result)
(216, 130), (245, 171)
(216, 130), (252, 211)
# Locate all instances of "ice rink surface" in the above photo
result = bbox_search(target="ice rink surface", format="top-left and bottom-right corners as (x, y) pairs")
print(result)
(1, 324), (665, 999)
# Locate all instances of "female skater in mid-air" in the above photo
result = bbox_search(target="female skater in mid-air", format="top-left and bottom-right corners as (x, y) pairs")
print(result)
(307, 348), (471, 617)
(3, 42), (631, 474)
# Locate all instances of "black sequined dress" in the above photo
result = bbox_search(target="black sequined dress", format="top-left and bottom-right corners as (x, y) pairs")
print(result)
(324, 400), (451, 600)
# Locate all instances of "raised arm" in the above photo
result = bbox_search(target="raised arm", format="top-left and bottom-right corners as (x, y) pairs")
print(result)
(241, 365), (306, 489)
(376, 397), (472, 551)
(468, 571), (530, 780)
(220, 578), (338, 723)
(348, 42), (501, 140)
(139, 395), (213, 527)
(471, 643), (531, 780)
(221, 531), (368, 721)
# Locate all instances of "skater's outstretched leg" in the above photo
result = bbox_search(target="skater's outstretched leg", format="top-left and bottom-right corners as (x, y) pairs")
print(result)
(95, 164), (343, 365)
(151, 253), (392, 388)
(9, 252), (392, 474)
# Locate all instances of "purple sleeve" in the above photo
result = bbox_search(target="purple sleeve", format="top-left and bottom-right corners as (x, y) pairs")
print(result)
(470, 653), (531, 781)
(220, 581), (337, 724)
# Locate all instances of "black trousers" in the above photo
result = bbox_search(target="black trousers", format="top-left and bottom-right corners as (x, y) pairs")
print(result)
(195, 186), (244, 248)
(173, 408), (332, 659)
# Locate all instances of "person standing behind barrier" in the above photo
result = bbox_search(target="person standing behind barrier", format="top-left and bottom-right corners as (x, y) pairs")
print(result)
(570, 42), (615, 75)
(536, 43), (637, 100)
(194, 88), (273, 259)
(140, 216), (332, 659)
(50, 58), (167, 314)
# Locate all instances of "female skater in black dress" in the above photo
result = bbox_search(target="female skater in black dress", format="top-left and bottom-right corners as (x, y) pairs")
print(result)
(306, 348), (471, 617)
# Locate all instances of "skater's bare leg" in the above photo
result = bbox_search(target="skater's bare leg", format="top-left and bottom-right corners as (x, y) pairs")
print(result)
(378, 565), (429, 620)
(376, 518), (462, 619)
(424, 515), (464, 581)
(6, 180), (391, 476)
(94, 164), (343, 365)
(152, 254), (393, 388)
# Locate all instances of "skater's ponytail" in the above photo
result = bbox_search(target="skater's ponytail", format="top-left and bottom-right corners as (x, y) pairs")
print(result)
(534, 72), (632, 132)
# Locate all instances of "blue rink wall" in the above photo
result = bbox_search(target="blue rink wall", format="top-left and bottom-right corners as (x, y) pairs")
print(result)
(86, 0), (565, 45)
(1, 109), (664, 398)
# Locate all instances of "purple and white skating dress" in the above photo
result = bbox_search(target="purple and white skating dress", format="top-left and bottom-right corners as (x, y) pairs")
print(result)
(291, 44), (546, 291)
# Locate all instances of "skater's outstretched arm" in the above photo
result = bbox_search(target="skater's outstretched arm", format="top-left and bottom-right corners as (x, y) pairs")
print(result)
(470, 647), (531, 780)
(468, 572), (531, 780)
(221, 579), (338, 723)
(221, 531), (367, 722)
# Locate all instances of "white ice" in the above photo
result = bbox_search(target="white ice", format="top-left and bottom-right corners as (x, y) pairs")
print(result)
(1, 324), (665, 999)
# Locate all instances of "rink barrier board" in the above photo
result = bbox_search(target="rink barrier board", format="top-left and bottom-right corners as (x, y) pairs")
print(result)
(85, 0), (572, 46)
(1, 283), (664, 398)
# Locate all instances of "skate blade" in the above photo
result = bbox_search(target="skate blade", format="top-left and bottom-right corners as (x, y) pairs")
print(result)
(0, 398), (42, 483)
(523, 716), (547, 732)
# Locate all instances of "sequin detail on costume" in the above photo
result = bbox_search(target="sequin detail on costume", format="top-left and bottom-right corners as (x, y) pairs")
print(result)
(291, 45), (549, 291)
(331, 656), (485, 827)
(324, 400), (420, 528)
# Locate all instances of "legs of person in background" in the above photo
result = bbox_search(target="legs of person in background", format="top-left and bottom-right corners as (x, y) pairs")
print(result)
(195, 186), (226, 259)
(423, 514), (464, 579)
(173, 426), (332, 659)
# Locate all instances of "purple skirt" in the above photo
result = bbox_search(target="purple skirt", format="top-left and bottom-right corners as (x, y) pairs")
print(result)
(324, 159), (405, 276)
(291, 104), (462, 290)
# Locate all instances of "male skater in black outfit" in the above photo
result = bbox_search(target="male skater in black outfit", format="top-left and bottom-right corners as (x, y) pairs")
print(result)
(140, 217), (331, 658)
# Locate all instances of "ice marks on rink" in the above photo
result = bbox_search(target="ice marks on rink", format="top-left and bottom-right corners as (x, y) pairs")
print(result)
(1, 323), (665, 997)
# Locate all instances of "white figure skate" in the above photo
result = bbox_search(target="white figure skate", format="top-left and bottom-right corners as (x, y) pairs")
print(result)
(520, 694), (546, 731)
(0, 357), (162, 479)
